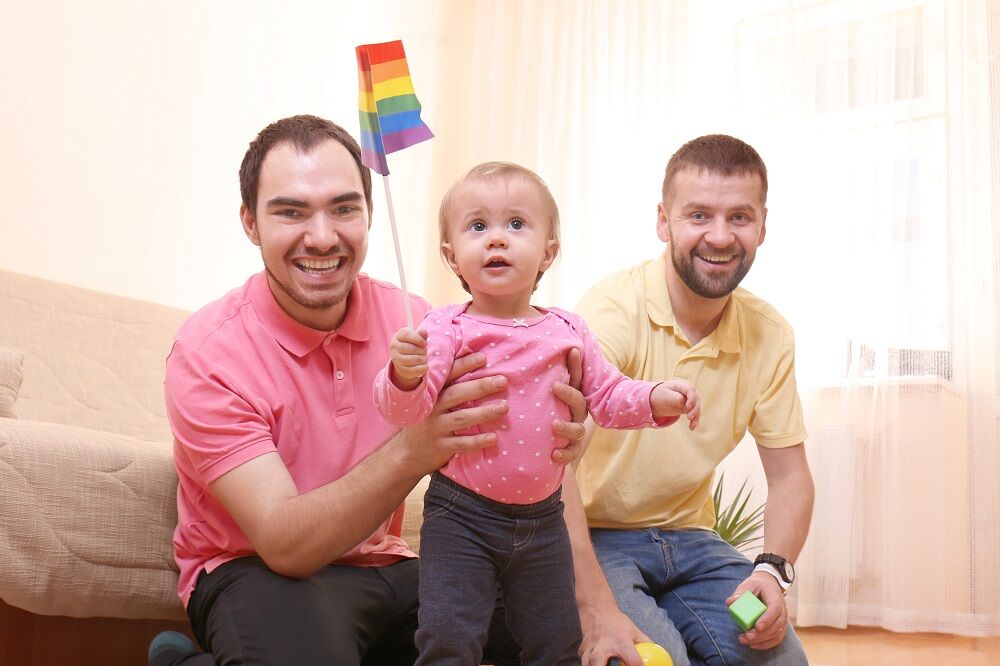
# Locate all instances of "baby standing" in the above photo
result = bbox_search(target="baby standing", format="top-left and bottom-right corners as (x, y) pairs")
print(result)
(373, 163), (701, 665)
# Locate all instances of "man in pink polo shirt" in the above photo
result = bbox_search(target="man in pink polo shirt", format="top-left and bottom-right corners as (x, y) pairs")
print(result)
(150, 115), (588, 666)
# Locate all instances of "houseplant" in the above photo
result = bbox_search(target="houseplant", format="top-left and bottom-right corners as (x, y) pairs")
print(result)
(712, 472), (765, 552)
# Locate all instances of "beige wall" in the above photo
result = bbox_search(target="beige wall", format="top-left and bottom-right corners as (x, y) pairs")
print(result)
(0, 0), (676, 313)
(0, 0), (457, 311)
(0, 1), (681, 313)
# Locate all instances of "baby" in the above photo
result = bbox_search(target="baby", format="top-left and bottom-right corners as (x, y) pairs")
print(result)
(373, 162), (700, 665)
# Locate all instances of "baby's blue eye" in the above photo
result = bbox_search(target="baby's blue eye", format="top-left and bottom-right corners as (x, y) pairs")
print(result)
(471, 221), (487, 232)
(508, 218), (525, 230)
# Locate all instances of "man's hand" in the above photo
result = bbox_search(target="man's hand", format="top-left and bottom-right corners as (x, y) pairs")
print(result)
(651, 378), (701, 430)
(725, 571), (788, 650)
(397, 352), (508, 474)
(389, 326), (428, 390)
(579, 602), (650, 666)
(552, 347), (587, 464)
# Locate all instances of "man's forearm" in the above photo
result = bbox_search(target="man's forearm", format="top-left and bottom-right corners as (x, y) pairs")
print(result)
(759, 444), (814, 562)
(289, 436), (423, 572)
(563, 470), (618, 611)
(760, 483), (813, 562)
(216, 430), (426, 579)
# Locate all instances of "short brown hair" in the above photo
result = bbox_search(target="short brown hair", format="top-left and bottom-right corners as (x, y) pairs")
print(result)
(239, 115), (373, 216)
(662, 134), (768, 205)
(438, 162), (560, 293)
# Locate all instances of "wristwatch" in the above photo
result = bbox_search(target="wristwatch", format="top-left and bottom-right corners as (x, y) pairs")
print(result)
(753, 553), (795, 591)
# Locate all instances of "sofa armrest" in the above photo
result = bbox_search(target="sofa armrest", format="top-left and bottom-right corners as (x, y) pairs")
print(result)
(0, 418), (185, 620)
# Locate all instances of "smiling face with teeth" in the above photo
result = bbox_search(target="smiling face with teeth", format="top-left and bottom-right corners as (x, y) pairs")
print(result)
(657, 167), (767, 301)
(240, 139), (370, 331)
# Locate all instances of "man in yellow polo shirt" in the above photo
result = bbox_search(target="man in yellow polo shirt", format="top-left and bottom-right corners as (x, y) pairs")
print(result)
(565, 134), (814, 666)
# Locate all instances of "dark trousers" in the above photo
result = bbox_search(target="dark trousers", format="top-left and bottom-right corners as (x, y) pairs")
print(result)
(415, 473), (582, 666)
(171, 555), (520, 665)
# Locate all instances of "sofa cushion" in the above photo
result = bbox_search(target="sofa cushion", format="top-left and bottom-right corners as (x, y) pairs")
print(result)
(0, 415), (432, 620)
(0, 345), (23, 419)
(0, 418), (184, 620)
(402, 474), (431, 554)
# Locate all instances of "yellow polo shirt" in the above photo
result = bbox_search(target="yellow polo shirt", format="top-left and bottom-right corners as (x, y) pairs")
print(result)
(575, 254), (807, 531)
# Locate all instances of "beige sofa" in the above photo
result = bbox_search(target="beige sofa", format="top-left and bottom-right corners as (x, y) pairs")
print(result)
(0, 268), (427, 663)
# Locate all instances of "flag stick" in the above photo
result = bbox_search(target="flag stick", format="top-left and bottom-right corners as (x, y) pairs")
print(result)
(381, 174), (414, 328)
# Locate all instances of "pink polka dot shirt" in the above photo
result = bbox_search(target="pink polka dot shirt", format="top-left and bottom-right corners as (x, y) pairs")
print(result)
(373, 303), (677, 504)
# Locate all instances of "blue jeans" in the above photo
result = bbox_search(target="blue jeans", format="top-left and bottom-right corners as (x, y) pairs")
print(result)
(416, 472), (582, 665)
(590, 528), (807, 666)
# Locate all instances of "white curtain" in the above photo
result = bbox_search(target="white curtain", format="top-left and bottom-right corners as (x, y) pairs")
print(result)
(428, 0), (1000, 636)
(725, 0), (1000, 636)
(421, 0), (676, 305)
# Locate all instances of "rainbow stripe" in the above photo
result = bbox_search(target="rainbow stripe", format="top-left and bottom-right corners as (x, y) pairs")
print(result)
(356, 40), (434, 176)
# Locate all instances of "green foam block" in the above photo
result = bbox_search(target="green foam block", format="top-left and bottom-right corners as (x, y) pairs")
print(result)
(728, 590), (767, 632)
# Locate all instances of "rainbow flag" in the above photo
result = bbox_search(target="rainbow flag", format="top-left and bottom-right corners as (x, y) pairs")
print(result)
(356, 40), (434, 176)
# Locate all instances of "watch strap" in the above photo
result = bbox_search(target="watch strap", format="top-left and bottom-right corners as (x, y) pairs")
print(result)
(753, 562), (792, 592)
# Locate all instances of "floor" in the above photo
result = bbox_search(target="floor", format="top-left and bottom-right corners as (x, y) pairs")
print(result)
(0, 599), (192, 666)
(798, 626), (1000, 665)
(4, 600), (1000, 666)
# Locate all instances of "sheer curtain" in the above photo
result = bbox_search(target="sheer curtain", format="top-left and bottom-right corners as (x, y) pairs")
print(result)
(725, 0), (1000, 636)
(427, 0), (1000, 636)
(421, 0), (677, 307)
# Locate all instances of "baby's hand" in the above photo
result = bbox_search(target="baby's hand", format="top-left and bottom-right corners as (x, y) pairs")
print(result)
(651, 379), (701, 430)
(390, 327), (429, 390)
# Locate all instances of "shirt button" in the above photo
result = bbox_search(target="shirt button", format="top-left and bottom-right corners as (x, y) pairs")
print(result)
(324, 338), (332, 346)
(335, 370), (345, 380)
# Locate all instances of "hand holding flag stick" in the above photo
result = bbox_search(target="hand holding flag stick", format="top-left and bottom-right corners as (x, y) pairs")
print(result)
(356, 40), (434, 328)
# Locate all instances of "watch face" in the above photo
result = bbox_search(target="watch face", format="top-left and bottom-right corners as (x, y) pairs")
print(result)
(781, 561), (794, 581)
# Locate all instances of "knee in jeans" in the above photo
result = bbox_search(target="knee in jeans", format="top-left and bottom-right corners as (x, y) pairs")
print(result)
(720, 630), (808, 666)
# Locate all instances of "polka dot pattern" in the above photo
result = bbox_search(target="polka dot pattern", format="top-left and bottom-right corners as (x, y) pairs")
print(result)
(373, 303), (664, 504)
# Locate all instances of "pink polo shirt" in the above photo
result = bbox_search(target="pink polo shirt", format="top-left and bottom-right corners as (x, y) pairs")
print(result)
(165, 271), (428, 607)
(373, 304), (677, 504)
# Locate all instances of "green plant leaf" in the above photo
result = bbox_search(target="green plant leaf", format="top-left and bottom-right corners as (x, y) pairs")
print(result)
(713, 472), (766, 553)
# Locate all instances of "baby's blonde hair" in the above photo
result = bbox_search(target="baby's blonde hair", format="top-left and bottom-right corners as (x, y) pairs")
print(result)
(438, 162), (561, 293)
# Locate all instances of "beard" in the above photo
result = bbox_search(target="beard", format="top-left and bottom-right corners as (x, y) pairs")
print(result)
(670, 241), (753, 299)
(265, 266), (352, 311)
(263, 246), (357, 312)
